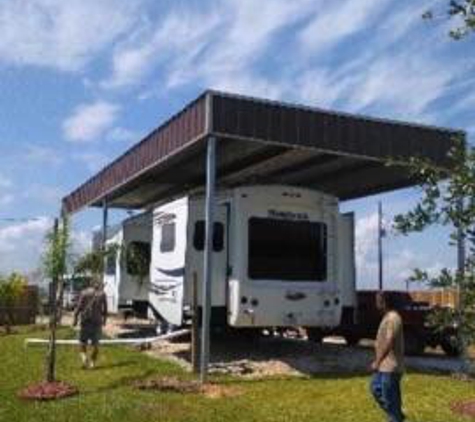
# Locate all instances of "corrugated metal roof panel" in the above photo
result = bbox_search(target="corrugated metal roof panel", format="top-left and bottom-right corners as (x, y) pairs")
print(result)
(62, 90), (461, 215)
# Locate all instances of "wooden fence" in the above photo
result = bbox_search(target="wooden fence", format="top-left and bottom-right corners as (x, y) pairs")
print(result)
(0, 285), (38, 325)
(409, 289), (459, 308)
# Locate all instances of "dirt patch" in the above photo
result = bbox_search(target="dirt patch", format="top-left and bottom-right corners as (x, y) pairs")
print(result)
(133, 376), (242, 399)
(201, 383), (243, 399)
(18, 381), (78, 401)
(451, 399), (475, 419)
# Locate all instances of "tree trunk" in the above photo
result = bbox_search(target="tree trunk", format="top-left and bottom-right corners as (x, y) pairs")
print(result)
(45, 219), (59, 383)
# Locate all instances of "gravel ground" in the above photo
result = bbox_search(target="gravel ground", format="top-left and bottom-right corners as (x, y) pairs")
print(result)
(39, 313), (468, 379)
(96, 315), (467, 378)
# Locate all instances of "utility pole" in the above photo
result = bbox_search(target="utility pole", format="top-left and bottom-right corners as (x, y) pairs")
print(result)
(378, 201), (384, 291)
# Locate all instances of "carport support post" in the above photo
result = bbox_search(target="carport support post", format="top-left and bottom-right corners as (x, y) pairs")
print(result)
(102, 199), (108, 283)
(200, 136), (216, 384)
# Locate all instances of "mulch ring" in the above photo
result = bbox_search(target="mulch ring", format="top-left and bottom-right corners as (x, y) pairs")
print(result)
(18, 381), (79, 401)
(133, 376), (242, 399)
(451, 399), (475, 419)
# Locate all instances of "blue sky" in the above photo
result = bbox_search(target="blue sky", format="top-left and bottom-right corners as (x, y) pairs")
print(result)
(0, 0), (473, 289)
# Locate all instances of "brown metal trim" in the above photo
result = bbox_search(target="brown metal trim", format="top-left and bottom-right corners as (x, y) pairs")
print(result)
(62, 94), (207, 214)
(62, 90), (461, 214)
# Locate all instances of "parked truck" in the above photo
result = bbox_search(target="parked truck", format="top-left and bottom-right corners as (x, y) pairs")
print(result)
(307, 290), (462, 357)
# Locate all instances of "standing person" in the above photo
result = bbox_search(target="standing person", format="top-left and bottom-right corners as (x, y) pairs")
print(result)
(73, 279), (108, 369)
(370, 291), (406, 422)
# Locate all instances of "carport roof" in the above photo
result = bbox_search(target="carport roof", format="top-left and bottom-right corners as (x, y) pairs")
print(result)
(62, 90), (462, 215)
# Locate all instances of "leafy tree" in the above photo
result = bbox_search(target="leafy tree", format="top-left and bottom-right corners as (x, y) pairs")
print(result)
(0, 273), (27, 334)
(74, 243), (120, 281)
(423, 1), (475, 39)
(75, 242), (149, 285)
(392, 137), (474, 371)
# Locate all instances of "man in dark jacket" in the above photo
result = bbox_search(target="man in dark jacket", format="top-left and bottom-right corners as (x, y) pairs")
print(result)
(73, 279), (107, 369)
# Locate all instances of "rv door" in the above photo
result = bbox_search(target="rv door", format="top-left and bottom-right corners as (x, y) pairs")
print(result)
(187, 205), (229, 319)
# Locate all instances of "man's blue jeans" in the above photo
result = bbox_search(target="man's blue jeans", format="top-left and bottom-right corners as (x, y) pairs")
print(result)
(370, 371), (405, 422)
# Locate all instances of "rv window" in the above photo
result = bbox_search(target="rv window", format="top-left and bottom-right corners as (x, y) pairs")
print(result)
(160, 223), (176, 253)
(248, 218), (327, 281)
(126, 241), (151, 276)
(105, 253), (116, 275)
(193, 221), (224, 252)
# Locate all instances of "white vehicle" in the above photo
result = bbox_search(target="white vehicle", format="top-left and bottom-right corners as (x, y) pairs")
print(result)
(102, 213), (152, 315)
(149, 185), (356, 332)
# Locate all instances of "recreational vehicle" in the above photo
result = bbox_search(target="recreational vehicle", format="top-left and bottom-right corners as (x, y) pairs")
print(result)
(102, 213), (152, 315)
(149, 185), (356, 334)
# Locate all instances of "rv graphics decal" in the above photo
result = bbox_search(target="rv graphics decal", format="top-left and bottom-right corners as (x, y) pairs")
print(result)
(153, 213), (176, 226)
(149, 282), (179, 301)
(155, 266), (185, 277)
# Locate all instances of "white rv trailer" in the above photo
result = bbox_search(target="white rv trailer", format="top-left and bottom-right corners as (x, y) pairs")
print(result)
(102, 213), (152, 315)
(149, 185), (356, 332)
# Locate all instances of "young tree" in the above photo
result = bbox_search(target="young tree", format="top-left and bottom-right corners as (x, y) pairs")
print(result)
(393, 137), (474, 372)
(43, 217), (70, 382)
(0, 273), (27, 334)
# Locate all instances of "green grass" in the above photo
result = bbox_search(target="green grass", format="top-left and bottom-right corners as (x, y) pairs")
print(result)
(0, 327), (474, 422)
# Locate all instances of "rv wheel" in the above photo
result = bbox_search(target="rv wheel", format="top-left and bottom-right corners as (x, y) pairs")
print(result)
(344, 334), (360, 347)
(306, 328), (324, 343)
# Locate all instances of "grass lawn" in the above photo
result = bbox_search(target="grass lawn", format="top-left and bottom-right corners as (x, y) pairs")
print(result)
(1, 327), (474, 422)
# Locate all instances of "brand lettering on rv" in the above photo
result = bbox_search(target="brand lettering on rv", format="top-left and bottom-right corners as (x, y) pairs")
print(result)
(154, 213), (176, 226)
(268, 210), (309, 220)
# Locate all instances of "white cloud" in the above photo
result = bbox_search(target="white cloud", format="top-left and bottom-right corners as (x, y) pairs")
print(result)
(344, 49), (454, 118)
(0, 217), (93, 274)
(0, 175), (12, 190)
(25, 145), (64, 166)
(0, 0), (142, 72)
(103, 0), (316, 94)
(298, 0), (392, 53)
(70, 230), (92, 257)
(105, 127), (139, 144)
(0, 217), (52, 273)
(72, 151), (110, 173)
(63, 101), (120, 143)
(24, 185), (64, 205)
(0, 174), (14, 206)
(104, 6), (223, 89)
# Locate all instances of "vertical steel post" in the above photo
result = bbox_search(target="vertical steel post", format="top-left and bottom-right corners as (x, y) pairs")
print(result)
(200, 136), (216, 384)
(378, 201), (384, 291)
(102, 199), (108, 285)
(102, 199), (108, 250)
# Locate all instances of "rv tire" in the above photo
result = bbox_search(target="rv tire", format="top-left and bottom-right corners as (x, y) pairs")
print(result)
(306, 328), (324, 343)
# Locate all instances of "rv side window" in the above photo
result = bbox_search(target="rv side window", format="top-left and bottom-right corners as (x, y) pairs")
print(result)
(160, 223), (176, 253)
(105, 253), (116, 275)
(248, 218), (327, 281)
(126, 241), (151, 276)
(193, 221), (224, 252)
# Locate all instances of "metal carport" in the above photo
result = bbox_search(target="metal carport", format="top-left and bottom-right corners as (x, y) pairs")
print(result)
(62, 90), (461, 382)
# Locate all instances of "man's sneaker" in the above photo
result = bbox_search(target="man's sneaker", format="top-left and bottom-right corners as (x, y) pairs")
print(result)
(80, 353), (89, 369)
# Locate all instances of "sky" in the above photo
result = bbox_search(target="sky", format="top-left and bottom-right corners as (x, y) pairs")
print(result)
(0, 0), (473, 289)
